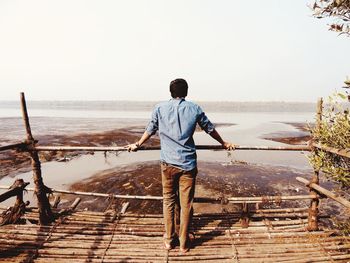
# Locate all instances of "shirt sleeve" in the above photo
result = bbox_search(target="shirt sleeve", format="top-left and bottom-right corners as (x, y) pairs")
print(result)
(197, 106), (215, 134)
(145, 107), (159, 135)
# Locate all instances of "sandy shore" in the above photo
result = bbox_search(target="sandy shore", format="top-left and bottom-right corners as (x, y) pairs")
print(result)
(262, 122), (311, 145)
(69, 160), (311, 214)
(2, 121), (347, 226)
(67, 159), (347, 229)
(0, 122), (234, 179)
(0, 126), (158, 179)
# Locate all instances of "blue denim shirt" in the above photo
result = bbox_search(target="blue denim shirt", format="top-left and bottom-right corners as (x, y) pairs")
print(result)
(146, 98), (215, 171)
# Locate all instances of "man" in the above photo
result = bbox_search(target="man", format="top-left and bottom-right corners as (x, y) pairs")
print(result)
(126, 79), (235, 253)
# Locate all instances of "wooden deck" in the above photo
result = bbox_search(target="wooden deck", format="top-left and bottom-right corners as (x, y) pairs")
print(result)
(0, 207), (349, 263)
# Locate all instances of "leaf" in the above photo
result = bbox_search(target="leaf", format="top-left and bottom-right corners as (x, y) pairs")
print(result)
(337, 92), (347, 99)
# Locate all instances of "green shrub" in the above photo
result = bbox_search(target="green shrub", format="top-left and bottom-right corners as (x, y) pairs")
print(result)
(308, 87), (350, 187)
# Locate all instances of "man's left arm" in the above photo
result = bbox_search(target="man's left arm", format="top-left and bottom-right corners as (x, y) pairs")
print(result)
(197, 106), (236, 150)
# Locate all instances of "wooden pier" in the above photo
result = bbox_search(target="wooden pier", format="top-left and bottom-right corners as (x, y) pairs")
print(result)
(1, 205), (350, 263)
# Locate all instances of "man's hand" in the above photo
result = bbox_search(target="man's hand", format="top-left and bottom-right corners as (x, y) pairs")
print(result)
(209, 129), (236, 151)
(125, 131), (152, 152)
(223, 142), (236, 151)
(125, 142), (140, 152)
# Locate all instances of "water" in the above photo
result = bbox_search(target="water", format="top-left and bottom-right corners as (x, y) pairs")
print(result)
(0, 101), (315, 206)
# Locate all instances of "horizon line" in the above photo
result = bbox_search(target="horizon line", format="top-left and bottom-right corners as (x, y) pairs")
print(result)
(0, 99), (318, 103)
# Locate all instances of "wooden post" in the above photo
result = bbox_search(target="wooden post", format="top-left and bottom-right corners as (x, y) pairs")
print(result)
(0, 179), (29, 203)
(240, 202), (250, 228)
(0, 179), (29, 225)
(20, 92), (53, 225)
(308, 170), (319, 231)
(69, 197), (81, 210)
(308, 98), (323, 231)
(52, 195), (61, 208)
(316, 98), (323, 129)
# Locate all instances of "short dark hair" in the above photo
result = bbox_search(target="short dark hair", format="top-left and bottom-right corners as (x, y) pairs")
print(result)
(170, 78), (188, 98)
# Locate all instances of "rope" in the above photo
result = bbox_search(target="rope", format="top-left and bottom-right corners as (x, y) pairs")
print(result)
(221, 205), (239, 262)
(164, 248), (169, 263)
(27, 198), (84, 262)
(261, 212), (273, 240)
(43, 216), (65, 243)
(227, 226), (240, 263)
(274, 195), (282, 206)
(101, 202), (129, 263)
(310, 233), (335, 263)
(27, 212), (66, 261)
(104, 193), (116, 212)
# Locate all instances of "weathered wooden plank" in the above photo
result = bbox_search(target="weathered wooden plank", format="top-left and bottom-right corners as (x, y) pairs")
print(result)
(0, 185), (317, 203)
(0, 142), (27, 152)
(0, 209), (349, 263)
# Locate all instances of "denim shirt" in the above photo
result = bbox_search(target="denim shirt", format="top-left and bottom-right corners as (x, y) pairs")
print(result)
(146, 98), (215, 171)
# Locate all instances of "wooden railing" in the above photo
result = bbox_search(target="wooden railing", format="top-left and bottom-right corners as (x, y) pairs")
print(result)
(0, 94), (349, 231)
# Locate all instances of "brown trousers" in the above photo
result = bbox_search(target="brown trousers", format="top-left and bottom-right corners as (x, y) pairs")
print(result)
(161, 162), (197, 248)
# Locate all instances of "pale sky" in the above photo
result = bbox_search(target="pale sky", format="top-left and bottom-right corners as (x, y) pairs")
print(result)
(0, 0), (349, 102)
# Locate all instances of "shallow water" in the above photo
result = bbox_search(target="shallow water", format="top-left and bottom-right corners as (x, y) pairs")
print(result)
(0, 105), (315, 206)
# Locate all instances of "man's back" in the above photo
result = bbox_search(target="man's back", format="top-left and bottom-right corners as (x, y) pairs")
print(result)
(146, 98), (214, 171)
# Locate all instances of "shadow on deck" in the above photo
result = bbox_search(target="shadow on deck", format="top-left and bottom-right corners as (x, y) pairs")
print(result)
(0, 207), (349, 263)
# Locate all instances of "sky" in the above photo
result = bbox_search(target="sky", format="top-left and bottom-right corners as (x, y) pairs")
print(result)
(0, 0), (349, 102)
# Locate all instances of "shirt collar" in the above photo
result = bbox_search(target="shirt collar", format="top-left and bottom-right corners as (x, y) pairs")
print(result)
(170, 97), (185, 104)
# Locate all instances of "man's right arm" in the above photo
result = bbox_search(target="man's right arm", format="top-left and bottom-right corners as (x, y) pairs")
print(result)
(125, 106), (159, 152)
